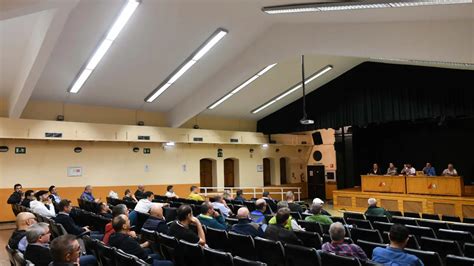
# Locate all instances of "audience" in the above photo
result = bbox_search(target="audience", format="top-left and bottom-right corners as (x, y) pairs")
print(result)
(223, 189), (233, 201)
(7, 183), (23, 204)
(322, 222), (368, 260)
(123, 189), (137, 202)
(134, 191), (158, 213)
(8, 212), (37, 250)
(54, 199), (103, 240)
(80, 185), (100, 202)
(231, 207), (264, 237)
(365, 198), (392, 218)
(24, 222), (52, 265)
(98, 202), (113, 219)
(48, 185), (61, 203)
(103, 204), (132, 245)
(21, 190), (35, 208)
(143, 204), (169, 234)
(422, 162), (436, 176)
(234, 189), (246, 202)
(165, 185), (179, 198)
(250, 199), (267, 224)
(443, 163), (458, 176)
(269, 201), (304, 231)
(386, 163), (398, 175)
(369, 163), (381, 175)
(262, 191), (277, 213)
(372, 224), (424, 265)
(169, 205), (206, 245)
(305, 203), (333, 225)
(264, 207), (302, 245)
(49, 235), (81, 265)
(197, 201), (227, 230)
(211, 195), (232, 217)
(187, 185), (205, 201)
(285, 191), (303, 213)
(135, 185), (146, 200)
(30, 190), (56, 218)
(310, 198), (330, 216)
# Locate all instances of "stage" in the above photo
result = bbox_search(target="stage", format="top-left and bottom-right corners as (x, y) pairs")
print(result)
(333, 187), (474, 219)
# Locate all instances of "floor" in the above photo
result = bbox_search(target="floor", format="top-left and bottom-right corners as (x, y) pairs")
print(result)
(0, 222), (15, 266)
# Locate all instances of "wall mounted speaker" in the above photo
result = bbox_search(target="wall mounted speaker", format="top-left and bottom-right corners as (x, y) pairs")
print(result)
(312, 132), (323, 145)
(0, 146), (8, 152)
(74, 147), (82, 153)
(133, 147), (140, 153)
(313, 150), (323, 161)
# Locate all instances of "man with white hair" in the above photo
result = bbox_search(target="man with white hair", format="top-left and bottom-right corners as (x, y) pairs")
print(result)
(250, 199), (267, 224)
(24, 222), (52, 265)
(322, 222), (368, 260)
(311, 198), (331, 216)
(365, 198), (391, 218)
(231, 207), (264, 237)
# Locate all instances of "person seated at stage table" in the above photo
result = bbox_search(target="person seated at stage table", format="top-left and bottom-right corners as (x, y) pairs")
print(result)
(364, 198), (392, 219)
(386, 163), (398, 175)
(187, 185), (205, 201)
(401, 163), (416, 176)
(422, 162), (436, 176)
(372, 224), (424, 265)
(80, 185), (100, 202)
(442, 163), (458, 176)
(322, 222), (368, 260)
(369, 163), (381, 175)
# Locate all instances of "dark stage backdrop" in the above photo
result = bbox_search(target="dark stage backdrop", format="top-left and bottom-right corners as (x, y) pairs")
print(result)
(351, 118), (474, 185)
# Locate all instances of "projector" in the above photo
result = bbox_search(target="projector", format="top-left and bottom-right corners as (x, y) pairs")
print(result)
(300, 118), (314, 125)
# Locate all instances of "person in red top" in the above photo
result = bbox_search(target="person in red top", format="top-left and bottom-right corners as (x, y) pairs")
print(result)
(103, 204), (131, 245)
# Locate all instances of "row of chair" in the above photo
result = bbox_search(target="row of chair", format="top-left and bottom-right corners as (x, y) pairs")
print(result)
(5, 245), (34, 266)
(343, 211), (474, 224)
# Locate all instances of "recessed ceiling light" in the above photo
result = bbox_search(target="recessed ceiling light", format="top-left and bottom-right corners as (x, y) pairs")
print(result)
(262, 0), (471, 14)
(208, 63), (277, 110)
(145, 28), (228, 103)
(251, 65), (333, 114)
(68, 0), (140, 93)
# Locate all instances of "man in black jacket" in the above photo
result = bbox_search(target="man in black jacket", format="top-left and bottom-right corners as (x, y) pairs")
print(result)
(7, 183), (23, 204)
(54, 199), (103, 240)
(231, 207), (264, 237)
(24, 222), (52, 265)
(142, 205), (169, 234)
(264, 207), (302, 245)
(8, 212), (37, 250)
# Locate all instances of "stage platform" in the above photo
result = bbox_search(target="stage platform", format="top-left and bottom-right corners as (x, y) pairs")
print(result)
(333, 187), (474, 219)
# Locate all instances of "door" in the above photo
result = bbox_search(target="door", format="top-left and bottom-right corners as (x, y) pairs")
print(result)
(224, 159), (235, 187)
(200, 159), (213, 188)
(280, 158), (287, 185)
(307, 165), (326, 200)
(263, 158), (271, 186)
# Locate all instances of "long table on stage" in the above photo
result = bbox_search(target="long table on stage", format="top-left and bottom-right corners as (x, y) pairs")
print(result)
(361, 175), (406, 193)
(406, 175), (464, 197)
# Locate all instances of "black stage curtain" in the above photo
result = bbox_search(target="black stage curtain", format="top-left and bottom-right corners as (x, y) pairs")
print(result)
(257, 62), (474, 134)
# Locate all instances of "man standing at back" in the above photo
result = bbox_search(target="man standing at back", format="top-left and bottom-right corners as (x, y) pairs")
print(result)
(372, 224), (424, 265)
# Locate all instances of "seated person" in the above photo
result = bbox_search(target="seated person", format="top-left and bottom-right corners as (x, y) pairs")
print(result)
(403, 163), (416, 176)
(442, 163), (458, 176)
(109, 214), (172, 266)
(310, 198), (330, 216)
(8, 212), (37, 251)
(21, 190), (35, 208)
(386, 163), (398, 176)
(250, 199), (267, 224)
(422, 162), (436, 176)
(143, 205), (169, 234)
(7, 183), (23, 205)
(30, 190), (56, 218)
(134, 191), (160, 214)
(264, 208), (302, 245)
(49, 235), (82, 266)
(305, 203), (333, 225)
(165, 185), (179, 198)
(372, 224), (424, 265)
(134, 185), (146, 200)
(197, 201), (227, 230)
(231, 207), (264, 237)
(80, 185), (100, 202)
(24, 222), (52, 265)
(54, 199), (103, 240)
(364, 198), (392, 219)
(123, 189), (137, 202)
(169, 205), (206, 246)
(285, 191), (303, 213)
(262, 191), (277, 213)
(369, 163), (381, 175)
(187, 185), (205, 201)
(234, 189), (246, 202)
(400, 164), (409, 175)
(223, 189), (233, 201)
(269, 201), (304, 231)
(211, 195), (232, 217)
(322, 222), (368, 260)
(98, 202), (113, 219)
(48, 185), (61, 204)
(103, 204), (133, 245)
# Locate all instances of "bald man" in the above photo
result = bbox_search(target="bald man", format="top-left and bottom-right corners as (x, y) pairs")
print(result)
(8, 212), (37, 250)
(142, 204), (169, 234)
(231, 207), (264, 237)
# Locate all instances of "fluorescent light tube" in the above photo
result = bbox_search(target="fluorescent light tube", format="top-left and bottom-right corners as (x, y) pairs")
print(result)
(208, 63), (277, 110)
(165, 141), (175, 146)
(68, 0), (140, 94)
(145, 28), (228, 103)
(251, 65), (332, 114)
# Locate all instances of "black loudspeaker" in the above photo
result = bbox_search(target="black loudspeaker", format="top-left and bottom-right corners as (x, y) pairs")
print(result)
(313, 150), (323, 161)
(312, 132), (323, 145)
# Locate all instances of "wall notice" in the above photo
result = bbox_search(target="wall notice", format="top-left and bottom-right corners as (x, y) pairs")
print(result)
(67, 167), (82, 177)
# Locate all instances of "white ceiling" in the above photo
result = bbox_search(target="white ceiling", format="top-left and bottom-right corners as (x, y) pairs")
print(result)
(0, 0), (473, 125)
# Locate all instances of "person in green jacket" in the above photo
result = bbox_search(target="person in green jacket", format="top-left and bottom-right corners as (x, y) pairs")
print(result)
(197, 201), (227, 230)
(305, 203), (333, 225)
(365, 198), (392, 219)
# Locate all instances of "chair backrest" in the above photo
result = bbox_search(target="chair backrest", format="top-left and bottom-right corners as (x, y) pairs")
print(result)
(445, 254), (474, 266)
(13, 249), (28, 266)
(390, 216), (418, 226)
(372, 221), (394, 235)
(405, 248), (443, 266)
(115, 249), (147, 265)
(463, 217), (474, 224)
(347, 218), (373, 229)
(330, 216), (346, 224)
(163, 207), (178, 222)
(464, 242), (474, 258)
(233, 256), (267, 266)
(356, 239), (387, 258)
(380, 232), (419, 249)
(403, 212), (421, 218)
(140, 228), (155, 242)
(294, 230), (322, 249)
(319, 251), (362, 266)
(135, 211), (150, 232)
(290, 212), (302, 220)
(350, 227), (383, 243)
(343, 211), (365, 220)
(437, 229), (474, 244)
(322, 234), (353, 244)
(82, 235), (99, 258)
(226, 217), (239, 225)
(176, 239), (205, 266)
(388, 210), (402, 217)
(254, 237), (285, 266)
(96, 241), (116, 266)
(365, 215), (390, 224)
(284, 243), (321, 266)
(5, 245), (16, 265)
(297, 220), (323, 235)
(206, 226), (229, 251)
(449, 222), (474, 235)
(420, 236), (463, 258)
(442, 215), (461, 222)
(157, 233), (179, 261)
(405, 224), (437, 241)
(417, 219), (449, 231)
(421, 213), (440, 220)
(203, 247), (234, 266)
(228, 231), (256, 260)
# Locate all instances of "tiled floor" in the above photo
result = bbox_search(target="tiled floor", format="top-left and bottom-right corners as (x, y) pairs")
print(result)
(0, 223), (15, 266)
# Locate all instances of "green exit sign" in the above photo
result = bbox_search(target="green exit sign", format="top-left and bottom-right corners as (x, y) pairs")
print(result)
(143, 148), (151, 154)
(15, 147), (26, 154)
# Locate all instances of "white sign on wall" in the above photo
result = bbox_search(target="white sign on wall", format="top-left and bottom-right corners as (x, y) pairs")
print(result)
(67, 167), (82, 177)
(257, 165), (263, 172)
